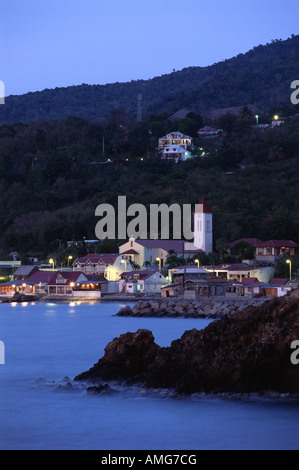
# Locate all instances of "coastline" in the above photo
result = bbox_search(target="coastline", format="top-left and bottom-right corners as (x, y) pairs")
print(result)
(116, 296), (269, 319)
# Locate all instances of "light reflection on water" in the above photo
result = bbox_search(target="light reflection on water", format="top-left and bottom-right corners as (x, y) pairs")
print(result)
(0, 300), (298, 450)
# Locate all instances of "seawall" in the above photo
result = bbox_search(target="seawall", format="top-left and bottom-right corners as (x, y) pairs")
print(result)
(117, 296), (268, 319)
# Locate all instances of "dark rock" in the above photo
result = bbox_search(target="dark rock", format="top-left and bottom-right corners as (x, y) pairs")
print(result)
(86, 384), (114, 394)
(75, 329), (161, 383)
(76, 290), (299, 395)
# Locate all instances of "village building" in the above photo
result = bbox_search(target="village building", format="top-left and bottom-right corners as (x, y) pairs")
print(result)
(204, 263), (275, 283)
(26, 270), (56, 294)
(183, 276), (233, 299)
(229, 238), (298, 263)
(13, 265), (39, 281)
(72, 253), (132, 281)
(120, 238), (201, 268)
(119, 270), (169, 295)
(197, 126), (223, 136)
(0, 280), (29, 297)
(169, 266), (210, 284)
(161, 283), (182, 298)
(47, 271), (89, 296)
(161, 145), (192, 162)
(119, 197), (213, 266)
(158, 131), (193, 150)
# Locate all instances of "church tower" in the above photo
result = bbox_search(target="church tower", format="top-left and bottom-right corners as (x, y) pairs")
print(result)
(193, 198), (213, 253)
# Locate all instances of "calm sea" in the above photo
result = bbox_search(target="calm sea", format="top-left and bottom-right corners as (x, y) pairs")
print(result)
(0, 300), (298, 450)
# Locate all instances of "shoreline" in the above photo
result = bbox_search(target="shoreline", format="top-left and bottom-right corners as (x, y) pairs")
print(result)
(0, 293), (272, 320)
(116, 296), (269, 319)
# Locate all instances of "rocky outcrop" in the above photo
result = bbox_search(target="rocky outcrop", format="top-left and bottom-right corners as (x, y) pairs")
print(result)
(117, 297), (267, 319)
(75, 290), (299, 395)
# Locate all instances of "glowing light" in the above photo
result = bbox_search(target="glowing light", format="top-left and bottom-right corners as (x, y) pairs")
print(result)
(286, 259), (292, 281)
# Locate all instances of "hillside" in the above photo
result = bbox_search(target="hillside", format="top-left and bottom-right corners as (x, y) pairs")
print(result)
(1, 35), (299, 124)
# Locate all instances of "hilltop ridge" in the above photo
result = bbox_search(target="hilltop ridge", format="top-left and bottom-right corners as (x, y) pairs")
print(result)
(1, 34), (299, 124)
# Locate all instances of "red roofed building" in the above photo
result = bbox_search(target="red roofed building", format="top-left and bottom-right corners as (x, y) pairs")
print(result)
(229, 238), (298, 263)
(72, 253), (132, 281)
(47, 271), (88, 296)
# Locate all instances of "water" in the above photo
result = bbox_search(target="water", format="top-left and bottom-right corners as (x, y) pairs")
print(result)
(0, 300), (299, 450)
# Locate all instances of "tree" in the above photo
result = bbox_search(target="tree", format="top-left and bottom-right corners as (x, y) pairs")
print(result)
(238, 105), (254, 121)
(166, 249), (180, 268)
(231, 241), (255, 261)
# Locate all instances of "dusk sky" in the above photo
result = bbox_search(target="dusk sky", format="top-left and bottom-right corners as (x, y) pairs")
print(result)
(1, 0), (299, 97)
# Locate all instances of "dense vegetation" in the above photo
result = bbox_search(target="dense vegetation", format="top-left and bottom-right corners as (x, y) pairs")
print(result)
(1, 35), (299, 124)
(0, 35), (298, 280)
(0, 105), (298, 272)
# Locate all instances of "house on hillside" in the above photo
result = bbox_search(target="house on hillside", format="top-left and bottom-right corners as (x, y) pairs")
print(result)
(72, 253), (132, 281)
(197, 126), (222, 136)
(161, 144), (192, 162)
(158, 131), (193, 150)
(229, 238), (298, 264)
(119, 270), (169, 294)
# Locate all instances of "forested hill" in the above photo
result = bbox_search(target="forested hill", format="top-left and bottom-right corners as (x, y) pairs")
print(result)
(1, 35), (299, 124)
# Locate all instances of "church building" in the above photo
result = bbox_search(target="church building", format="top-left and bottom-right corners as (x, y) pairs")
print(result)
(119, 198), (213, 267)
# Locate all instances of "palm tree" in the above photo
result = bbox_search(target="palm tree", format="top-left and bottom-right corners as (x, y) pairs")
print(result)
(238, 105), (253, 121)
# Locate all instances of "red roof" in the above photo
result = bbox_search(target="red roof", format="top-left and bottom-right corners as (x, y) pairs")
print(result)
(48, 271), (84, 286)
(230, 238), (298, 248)
(257, 240), (299, 248)
(121, 249), (140, 255)
(122, 270), (160, 280)
(75, 253), (120, 265)
(241, 277), (260, 285)
(270, 278), (288, 285)
(27, 270), (55, 284)
(134, 239), (202, 253)
(229, 238), (263, 248)
(194, 198), (213, 214)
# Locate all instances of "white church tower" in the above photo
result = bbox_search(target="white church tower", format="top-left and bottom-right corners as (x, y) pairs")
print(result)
(193, 198), (213, 254)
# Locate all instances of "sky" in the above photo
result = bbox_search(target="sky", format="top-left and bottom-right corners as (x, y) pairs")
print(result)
(1, 0), (299, 97)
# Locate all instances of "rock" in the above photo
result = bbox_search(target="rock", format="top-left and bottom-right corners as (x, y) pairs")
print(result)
(139, 307), (152, 316)
(75, 329), (161, 383)
(118, 305), (133, 316)
(86, 384), (114, 394)
(76, 291), (299, 395)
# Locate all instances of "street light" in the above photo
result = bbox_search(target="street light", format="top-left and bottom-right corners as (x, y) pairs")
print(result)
(156, 257), (161, 272)
(255, 114), (259, 125)
(195, 259), (199, 268)
(286, 259), (292, 281)
(49, 258), (54, 270)
(68, 255), (73, 267)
